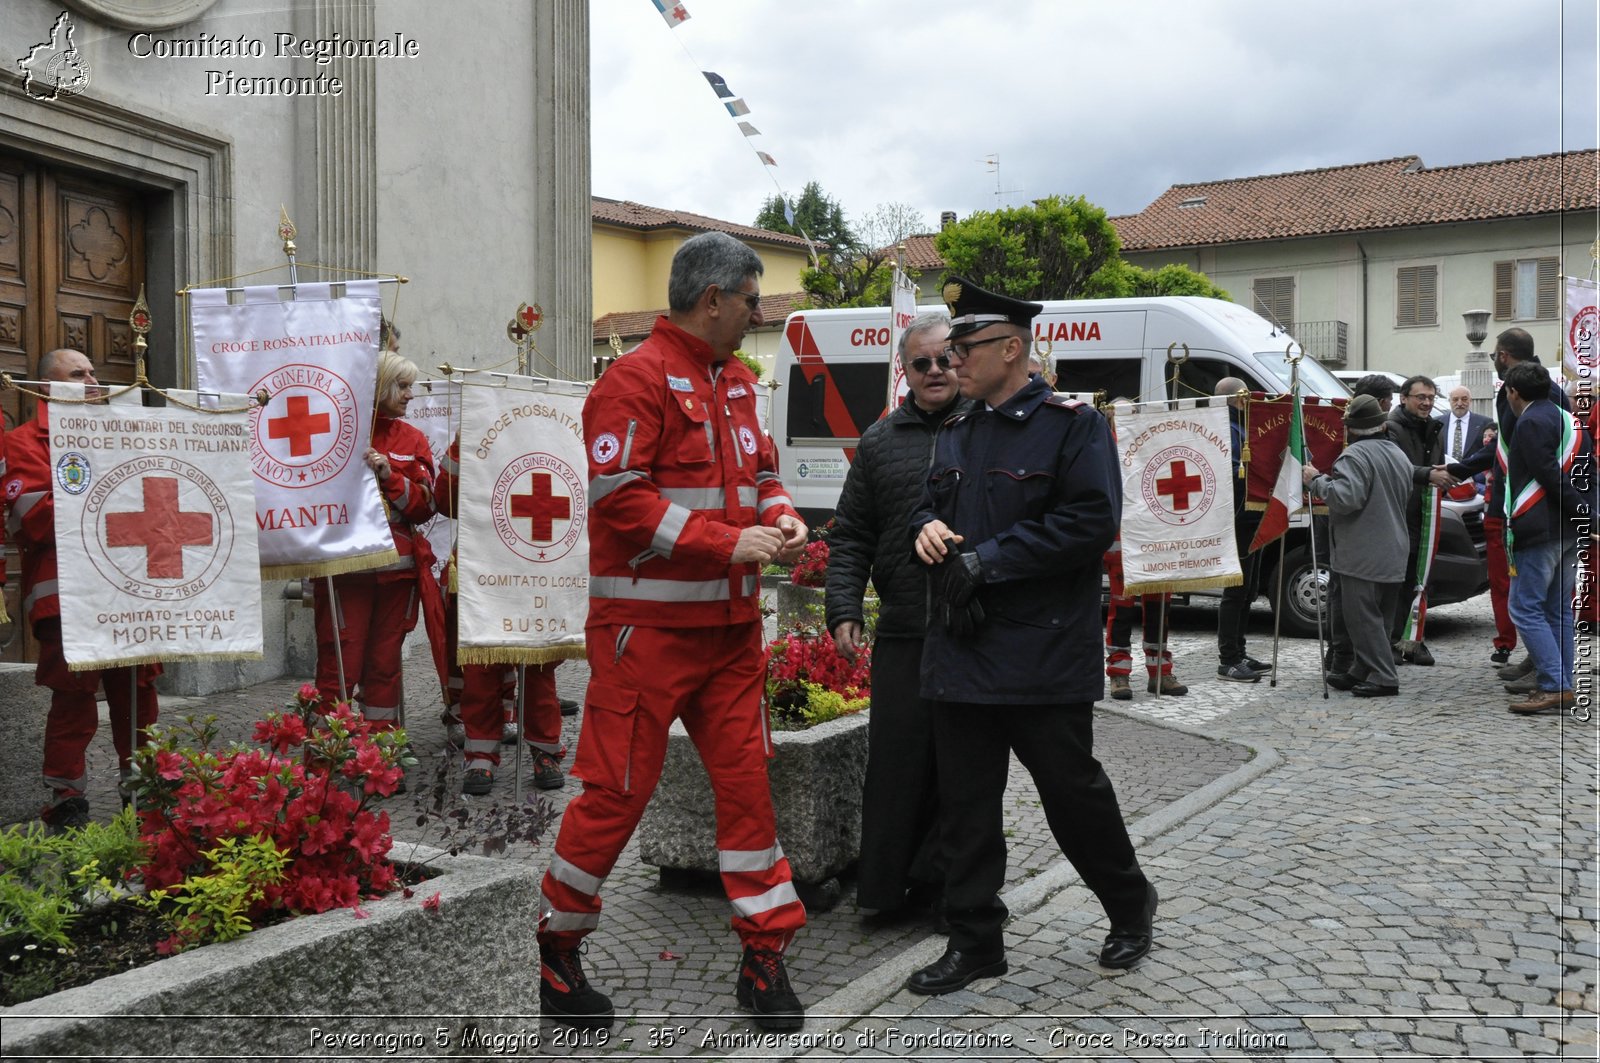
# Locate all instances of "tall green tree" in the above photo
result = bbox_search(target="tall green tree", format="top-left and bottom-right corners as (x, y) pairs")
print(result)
(934, 195), (1122, 300)
(755, 181), (851, 251)
(756, 183), (928, 309)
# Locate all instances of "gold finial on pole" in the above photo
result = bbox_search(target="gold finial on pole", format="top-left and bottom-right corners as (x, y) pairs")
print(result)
(129, 283), (152, 383)
(506, 301), (543, 375)
(278, 206), (297, 258)
(608, 329), (624, 357)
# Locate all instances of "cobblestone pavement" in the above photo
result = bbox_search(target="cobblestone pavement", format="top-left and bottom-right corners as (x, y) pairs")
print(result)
(69, 593), (1598, 1059)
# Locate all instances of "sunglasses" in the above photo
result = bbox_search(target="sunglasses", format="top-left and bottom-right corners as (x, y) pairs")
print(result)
(909, 354), (953, 373)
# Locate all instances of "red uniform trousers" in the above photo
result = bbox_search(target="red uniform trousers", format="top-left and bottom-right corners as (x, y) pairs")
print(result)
(539, 622), (805, 953)
(312, 572), (418, 728)
(441, 593), (565, 767)
(1482, 514), (1518, 652)
(35, 620), (159, 806)
(1103, 551), (1173, 677)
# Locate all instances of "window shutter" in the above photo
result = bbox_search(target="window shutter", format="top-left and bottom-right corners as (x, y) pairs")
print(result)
(1396, 266), (1438, 328)
(1494, 260), (1514, 320)
(1397, 268), (1417, 326)
(1252, 276), (1294, 332)
(1537, 256), (1560, 319)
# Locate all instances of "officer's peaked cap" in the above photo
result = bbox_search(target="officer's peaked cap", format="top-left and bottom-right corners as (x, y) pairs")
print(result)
(941, 276), (1043, 340)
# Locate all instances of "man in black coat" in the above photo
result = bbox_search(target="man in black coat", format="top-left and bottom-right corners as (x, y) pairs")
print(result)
(825, 310), (973, 916)
(1501, 362), (1594, 713)
(905, 278), (1156, 996)
(1384, 375), (1457, 665)
(1448, 329), (1571, 669)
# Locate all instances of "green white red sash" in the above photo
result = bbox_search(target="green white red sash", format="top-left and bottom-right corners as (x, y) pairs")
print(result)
(1400, 484), (1441, 643)
(1506, 406), (1580, 572)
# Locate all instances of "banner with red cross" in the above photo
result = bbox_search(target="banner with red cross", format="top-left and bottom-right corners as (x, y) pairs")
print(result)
(189, 281), (394, 579)
(406, 379), (460, 585)
(49, 386), (263, 670)
(454, 379), (590, 665)
(1112, 398), (1243, 596)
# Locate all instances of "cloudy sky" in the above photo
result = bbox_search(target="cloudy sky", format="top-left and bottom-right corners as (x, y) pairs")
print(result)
(591, 0), (1599, 234)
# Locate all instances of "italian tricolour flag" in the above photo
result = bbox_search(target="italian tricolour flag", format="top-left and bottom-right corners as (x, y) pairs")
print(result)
(1250, 388), (1304, 551)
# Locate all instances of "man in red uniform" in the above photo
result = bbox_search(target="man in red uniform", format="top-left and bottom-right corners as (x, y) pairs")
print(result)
(537, 232), (808, 1031)
(3, 349), (160, 830)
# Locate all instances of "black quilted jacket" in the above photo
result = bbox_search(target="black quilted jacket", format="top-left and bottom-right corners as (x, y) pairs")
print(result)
(825, 396), (974, 639)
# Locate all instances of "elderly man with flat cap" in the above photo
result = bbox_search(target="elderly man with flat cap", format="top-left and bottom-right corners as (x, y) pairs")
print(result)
(906, 277), (1157, 996)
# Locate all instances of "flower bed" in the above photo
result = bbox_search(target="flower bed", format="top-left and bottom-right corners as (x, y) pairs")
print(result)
(0, 844), (538, 1059)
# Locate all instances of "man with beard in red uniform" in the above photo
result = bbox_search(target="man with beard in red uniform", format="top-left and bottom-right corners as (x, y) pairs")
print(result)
(4, 349), (160, 830)
(537, 232), (808, 1031)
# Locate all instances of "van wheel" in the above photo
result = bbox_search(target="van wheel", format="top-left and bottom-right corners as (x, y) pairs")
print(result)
(1269, 544), (1329, 639)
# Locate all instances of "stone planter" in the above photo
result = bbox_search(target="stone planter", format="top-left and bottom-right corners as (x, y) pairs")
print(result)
(1, 845), (539, 1060)
(637, 712), (869, 905)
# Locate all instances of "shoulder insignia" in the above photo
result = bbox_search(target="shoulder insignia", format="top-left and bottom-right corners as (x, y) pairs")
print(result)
(1042, 393), (1087, 412)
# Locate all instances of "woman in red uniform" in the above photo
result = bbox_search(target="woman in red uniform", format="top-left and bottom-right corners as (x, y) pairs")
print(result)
(312, 351), (438, 732)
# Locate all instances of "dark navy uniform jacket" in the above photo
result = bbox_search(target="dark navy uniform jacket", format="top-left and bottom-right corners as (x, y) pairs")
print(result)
(910, 375), (1121, 705)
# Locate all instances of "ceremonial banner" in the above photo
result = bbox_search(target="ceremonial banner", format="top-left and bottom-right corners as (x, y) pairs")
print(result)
(407, 379), (460, 584)
(190, 281), (394, 579)
(1565, 276), (1598, 381)
(1245, 394), (1347, 509)
(885, 265), (919, 410)
(455, 380), (590, 665)
(49, 385), (263, 670)
(1113, 399), (1241, 595)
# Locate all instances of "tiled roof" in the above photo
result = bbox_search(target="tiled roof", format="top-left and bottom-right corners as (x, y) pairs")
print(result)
(592, 291), (810, 343)
(898, 233), (945, 271)
(592, 196), (813, 251)
(1113, 150), (1600, 252)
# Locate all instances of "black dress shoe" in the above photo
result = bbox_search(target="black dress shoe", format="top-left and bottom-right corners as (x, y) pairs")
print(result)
(1490, 647), (1512, 665)
(1350, 681), (1398, 697)
(1100, 884), (1158, 969)
(1324, 671), (1357, 691)
(905, 948), (1007, 995)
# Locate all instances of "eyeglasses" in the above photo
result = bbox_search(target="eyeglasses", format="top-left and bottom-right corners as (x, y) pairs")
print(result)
(1406, 391), (1437, 403)
(724, 287), (762, 311)
(909, 354), (953, 373)
(942, 334), (1013, 361)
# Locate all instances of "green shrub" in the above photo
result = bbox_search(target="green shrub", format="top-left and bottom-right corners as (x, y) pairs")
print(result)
(0, 809), (143, 952)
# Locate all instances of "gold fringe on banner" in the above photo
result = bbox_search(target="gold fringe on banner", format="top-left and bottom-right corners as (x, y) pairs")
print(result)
(0, 597), (9, 626)
(1124, 573), (1244, 597)
(456, 643), (587, 668)
(260, 548), (400, 583)
(70, 650), (265, 673)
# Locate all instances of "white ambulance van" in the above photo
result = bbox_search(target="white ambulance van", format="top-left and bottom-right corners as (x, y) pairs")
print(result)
(770, 296), (1365, 635)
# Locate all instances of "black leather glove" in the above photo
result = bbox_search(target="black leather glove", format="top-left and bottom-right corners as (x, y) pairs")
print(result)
(933, 542), (986, 637)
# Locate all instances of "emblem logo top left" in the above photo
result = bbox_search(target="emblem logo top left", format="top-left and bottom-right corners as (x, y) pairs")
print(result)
(56, 451), (91, 495)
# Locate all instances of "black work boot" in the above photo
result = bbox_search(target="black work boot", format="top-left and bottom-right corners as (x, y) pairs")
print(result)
(735, 945), (805, 1031)
(539, 943), (615, 1030)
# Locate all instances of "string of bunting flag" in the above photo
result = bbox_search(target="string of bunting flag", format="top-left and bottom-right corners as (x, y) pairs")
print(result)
(645, 0), (799, 230)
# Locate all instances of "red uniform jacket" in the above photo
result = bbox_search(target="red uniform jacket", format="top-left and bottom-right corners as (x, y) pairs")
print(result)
(370, 415), (437, 580)
(3, 405), (60, 632)
(585, 317), (796, 628)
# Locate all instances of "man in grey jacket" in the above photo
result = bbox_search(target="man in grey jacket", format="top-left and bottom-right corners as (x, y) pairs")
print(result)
(1301, 394), (1413, 696)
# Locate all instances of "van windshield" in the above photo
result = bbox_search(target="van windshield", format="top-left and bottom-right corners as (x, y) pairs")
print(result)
(1253, 351), (1348, 398)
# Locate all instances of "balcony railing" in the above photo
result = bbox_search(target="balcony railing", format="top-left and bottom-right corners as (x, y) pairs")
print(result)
(1289, 320), (1349, 367)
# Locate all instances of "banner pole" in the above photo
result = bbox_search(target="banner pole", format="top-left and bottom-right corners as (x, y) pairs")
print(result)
(326, 576), (349, 704)
(1155, 594), (1168, 697)
(514, 666), (526, 803)
(127, 669), (139, 816)
(1270, 530), (1287, 688)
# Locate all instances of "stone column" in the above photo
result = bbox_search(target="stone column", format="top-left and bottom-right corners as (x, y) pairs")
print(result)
(296, 0), (378, 272)
(528, 0), (592, 381)
(1460, 309), (1495, 419)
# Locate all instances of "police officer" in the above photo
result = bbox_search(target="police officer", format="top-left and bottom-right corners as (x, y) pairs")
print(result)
(907, 278), (1157, 995)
